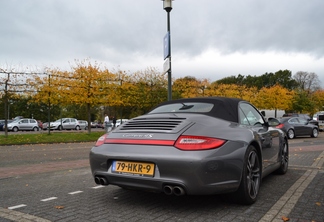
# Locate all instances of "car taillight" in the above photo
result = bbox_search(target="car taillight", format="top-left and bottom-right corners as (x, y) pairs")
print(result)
(174, 135), (226, 151)
(276, 124), (285, 129)
(95, 134), (108, 147)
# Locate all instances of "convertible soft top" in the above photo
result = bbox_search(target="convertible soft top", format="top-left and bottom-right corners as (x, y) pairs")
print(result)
(152, 97), (244, 123)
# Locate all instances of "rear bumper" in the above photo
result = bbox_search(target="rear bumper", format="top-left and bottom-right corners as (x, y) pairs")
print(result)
(89, 141), (246, 195)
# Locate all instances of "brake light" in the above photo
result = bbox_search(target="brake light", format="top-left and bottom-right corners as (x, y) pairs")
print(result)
(174, 135), (226, 150)
(95, 134), (108, 147)
(276, 124), (285, 129)
(105, 139), (174, 146)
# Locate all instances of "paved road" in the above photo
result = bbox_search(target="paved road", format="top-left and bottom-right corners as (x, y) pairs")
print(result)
(0, 134), (323, 222)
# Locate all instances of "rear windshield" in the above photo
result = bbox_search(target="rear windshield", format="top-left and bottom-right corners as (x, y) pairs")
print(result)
(149, 102), (214, 114)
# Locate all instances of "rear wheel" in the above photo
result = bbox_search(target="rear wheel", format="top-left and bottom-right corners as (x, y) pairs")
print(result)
(276, 139), (288, 174)
(226, 145), (261, 205)
(311, 128), (319, 138)
(75, 125), (80, 130)
(33, 127), (38, 131)
(287, 129), (295, 139)
(12, 127), (19, 132)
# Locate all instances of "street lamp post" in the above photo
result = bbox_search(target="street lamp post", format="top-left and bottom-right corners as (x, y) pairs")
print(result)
(162, 0), (173, 101)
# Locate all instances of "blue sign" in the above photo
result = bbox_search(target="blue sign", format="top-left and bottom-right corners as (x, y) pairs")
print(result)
(164, 32), (170, 60)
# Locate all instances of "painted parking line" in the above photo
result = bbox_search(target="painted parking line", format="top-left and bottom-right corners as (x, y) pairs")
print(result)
(260, 150), (324, 222)
(7, 204), (26, 210)
(41, 197), (58, 202)
(69, 190), (83, 195)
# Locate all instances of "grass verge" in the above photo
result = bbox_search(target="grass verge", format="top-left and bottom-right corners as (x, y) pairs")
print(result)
(0, 131), (106, 145)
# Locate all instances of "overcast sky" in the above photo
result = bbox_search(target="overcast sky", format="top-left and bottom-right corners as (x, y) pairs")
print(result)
(1, 0), (324, 87)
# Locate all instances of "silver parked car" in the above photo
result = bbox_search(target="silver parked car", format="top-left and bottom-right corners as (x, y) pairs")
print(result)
(78, 120), (88, 130)
(5, 118), (39, 132)
(49, 118), (80, 130)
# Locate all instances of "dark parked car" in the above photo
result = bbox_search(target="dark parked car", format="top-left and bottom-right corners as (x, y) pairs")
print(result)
(274, 117), (319, 139)
(283, 113), (319, 127)
(0, 120), (13, 131)
(90, 97), (288, 205)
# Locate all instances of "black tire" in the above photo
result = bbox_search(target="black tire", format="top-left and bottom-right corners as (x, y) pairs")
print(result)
(13, 127), (19, 132)
(276, 139), (289, 174)
(225, 145), (261, 205)
(311, 128), (319, 138)
(58, 125), (63, 131)
(85, 126), (88, 130)
(75, 125), (80, 130)
(33, 127), (38, 131)
(287, 129), (295, 139)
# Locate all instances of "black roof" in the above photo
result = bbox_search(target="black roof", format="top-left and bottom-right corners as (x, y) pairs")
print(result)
(153, 97), (244, 123)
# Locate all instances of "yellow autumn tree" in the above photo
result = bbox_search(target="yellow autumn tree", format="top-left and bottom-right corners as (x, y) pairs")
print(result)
(310, 89), (324, 113)
(64, 60), (116, 132)
(126, 67), (168, 115)
(173, 76), (210, 98)
(256, 84), (294, 116)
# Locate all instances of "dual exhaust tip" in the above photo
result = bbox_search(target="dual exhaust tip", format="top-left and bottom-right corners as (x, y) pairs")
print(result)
(163, 185), (186, 196)
(94, 176), (186, 196)
(95, 176), (109, 186)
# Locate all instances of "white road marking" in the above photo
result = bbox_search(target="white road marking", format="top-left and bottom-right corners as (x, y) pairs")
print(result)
(41, 197), (58, 202)
(92, 185), (105, 189)
(69, 190), (83, 195)
(7, 204), (26, 210)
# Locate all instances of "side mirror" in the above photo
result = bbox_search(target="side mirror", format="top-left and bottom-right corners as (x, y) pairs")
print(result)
(264, 121), (269, 127)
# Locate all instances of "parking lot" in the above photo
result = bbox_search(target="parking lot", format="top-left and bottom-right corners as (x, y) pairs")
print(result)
(0, 134), (323, 221)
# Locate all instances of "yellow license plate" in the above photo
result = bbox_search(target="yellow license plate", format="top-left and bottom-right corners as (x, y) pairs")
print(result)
(112, 161), (155, 177)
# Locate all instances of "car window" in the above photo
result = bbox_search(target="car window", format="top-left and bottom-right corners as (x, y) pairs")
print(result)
(21, 120), (28, 124)
(239, 103), (264, 126)
(298, 118), (307, 124)
(288, 118), (299, 124)
(71, 119), (76, 123)
(30, 119), (37, 123)
(149, 102), (214, 113)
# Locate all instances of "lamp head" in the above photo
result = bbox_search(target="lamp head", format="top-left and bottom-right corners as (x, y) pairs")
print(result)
(163, 0), (173, 12)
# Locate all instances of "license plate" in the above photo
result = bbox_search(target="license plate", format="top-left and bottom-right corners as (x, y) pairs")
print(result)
(112, 161), (155, 177)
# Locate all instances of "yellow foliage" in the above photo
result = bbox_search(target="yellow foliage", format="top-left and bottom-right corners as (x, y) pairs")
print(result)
(256, 84), (294, 110)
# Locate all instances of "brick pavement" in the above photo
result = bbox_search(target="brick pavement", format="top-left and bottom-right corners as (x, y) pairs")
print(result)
(0, 142), (323, 221)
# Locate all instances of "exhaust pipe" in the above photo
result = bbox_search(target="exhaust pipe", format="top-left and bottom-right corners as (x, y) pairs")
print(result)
(99, 177), (109, 185)
(94, 176), (109, 186)
(173, 186), (185, 196)
(94, 176), (101, 185)
(163, 185), (173, 195)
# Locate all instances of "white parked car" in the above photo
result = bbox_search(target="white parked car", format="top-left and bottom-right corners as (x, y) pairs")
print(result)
(5, 118), (39, 132)
(50, 118), (80, 130)
(115, 119), (128, 127)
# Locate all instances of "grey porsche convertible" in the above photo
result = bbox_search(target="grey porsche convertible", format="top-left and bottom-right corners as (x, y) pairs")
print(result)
(89, 97), (288, 204)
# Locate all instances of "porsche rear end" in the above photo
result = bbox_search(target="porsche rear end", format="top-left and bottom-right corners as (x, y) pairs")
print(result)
(89, 115), (247, 195)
